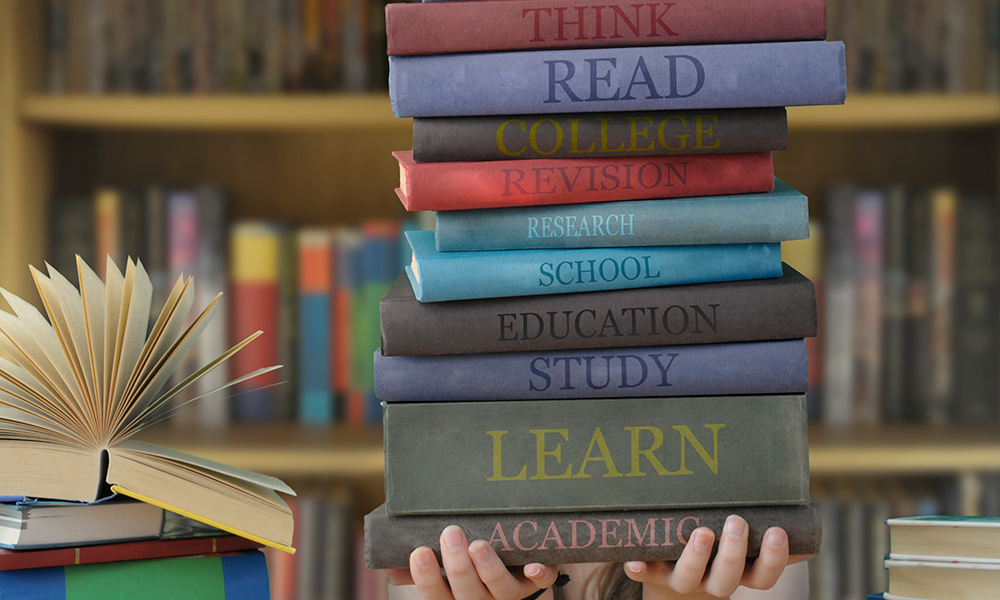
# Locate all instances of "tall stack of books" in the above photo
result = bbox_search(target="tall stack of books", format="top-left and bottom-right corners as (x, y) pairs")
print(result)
(365, 0), (845, 575)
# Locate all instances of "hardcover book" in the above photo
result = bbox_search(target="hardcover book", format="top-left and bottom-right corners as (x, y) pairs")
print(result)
(411, 108), (788, 163)
(405, 229), (782, 302)
(386, 0), (827, 55)
(383, 395), (810, 515)
(379, 264), (818, 356)
(433, 178), (808, 251)
(374, 339), (808, 402)
(0, 536), (261, 571)
(364, 502), (822, 568)
(0, 257), (295, 552)
(389, 41), (847, 118)
(394, 150), (775, 211)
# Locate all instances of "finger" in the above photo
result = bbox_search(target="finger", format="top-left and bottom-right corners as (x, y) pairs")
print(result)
(664, 527), (715, 594)
(523, 563), (563, 594)
(385, 568), (416, 587)
(703, 515), (749, 598)
(788, 554), (814, 565)
(440, 526), (490, 599)
(623, 560), (674, 586)
(741, 527), (790, 590)
(410, 547), (453, 600)
(467, 540), (553, 600)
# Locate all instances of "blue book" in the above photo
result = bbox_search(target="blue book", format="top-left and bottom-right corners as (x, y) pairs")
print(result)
(358, 223), (403, 424)
(404, 229), (782, 302)
(0, 550), (269, 600)
(298, 230), (335, 424)
(389, 41), (845, 118)
(435, 178), (808, 251)
(375, 339), (807, 402)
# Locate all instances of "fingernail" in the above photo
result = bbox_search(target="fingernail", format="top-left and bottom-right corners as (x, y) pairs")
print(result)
(470, 542), (491, 565)
(625, 562), (643, 574)
(725, 515), (747, 539)
(385, 573), (400, 585)
(525, 564), (541, 578)
(444, 526), (465, 550)
(415, 549), (434, 570)
(766, 527), (787, 548)
(694, 529), (712, 552)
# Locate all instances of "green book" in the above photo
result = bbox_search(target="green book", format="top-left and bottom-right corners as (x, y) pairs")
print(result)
(383, 395), (809, 516)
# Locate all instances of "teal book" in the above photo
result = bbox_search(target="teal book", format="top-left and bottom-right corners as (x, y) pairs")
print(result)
(0, 550), (269, 600)
(405, 229), (782, 302)
(383, 394), (810, 515)
(435, 178), (808, 251)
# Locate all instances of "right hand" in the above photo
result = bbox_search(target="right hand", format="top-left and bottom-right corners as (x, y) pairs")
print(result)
(384, 525), (562, 600)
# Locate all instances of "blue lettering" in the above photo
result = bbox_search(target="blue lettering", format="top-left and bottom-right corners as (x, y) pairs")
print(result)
(556, 261), (575, 285)
(527, 217), (540, 238)
(599, 258), (619, 282)
(539, 262), (555, 286)
(621, 256), (641, 280)
(545, 60), (581, 103)
(529, 358), (551, 391)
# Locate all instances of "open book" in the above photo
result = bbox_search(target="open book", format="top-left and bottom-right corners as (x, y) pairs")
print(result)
(0, 257), (295, 553)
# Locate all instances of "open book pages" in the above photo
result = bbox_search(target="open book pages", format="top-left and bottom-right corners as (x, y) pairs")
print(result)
(0, 256), (296, 553)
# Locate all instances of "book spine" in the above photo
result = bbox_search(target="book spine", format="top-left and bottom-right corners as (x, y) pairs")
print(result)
(375, 339), (808, 402)
(902, 188), (931, 422)
(297, 229), (335, 424)
(364, 502), (821, 569)
(406, 230), (783, 303)
(195, 186), (230, 428)
(881, 185), (908, 423)
(383, 395), (810, 515)
(821, 184), (855, 427)
(333, 230), (363, 423)
(0, 537), (262, 571)
(94, 188), (121, 279)
(387, 0), (825, 56)
(851, 189), (884, 426)
(380, 265), (817, 356)
(434, 180), (807, 251)
(411, 108), (789, 162)
(396, 151), (775, 211)
(388, 41), (847, 118)
(927, 187), (957, 424)
(167, 190), (201, 429)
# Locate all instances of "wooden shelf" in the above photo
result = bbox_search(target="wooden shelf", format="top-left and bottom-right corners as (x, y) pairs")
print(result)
(788, 94), (1000, 130)
(19, 94), (410, 131)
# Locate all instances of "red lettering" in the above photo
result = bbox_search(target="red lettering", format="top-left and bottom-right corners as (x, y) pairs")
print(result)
(538, 521), (567, 550)
(513, 521), (539, 551)
(522, 7), (551, 42)
(489, 523), (513, 551)
(600, 519), (623, 548)
(569, 520), (597, 549)
(677, 516), (699, 545)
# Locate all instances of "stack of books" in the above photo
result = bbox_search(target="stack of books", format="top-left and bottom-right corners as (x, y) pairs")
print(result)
(364, 0), (846, 573)
(0, 258), (296, 597)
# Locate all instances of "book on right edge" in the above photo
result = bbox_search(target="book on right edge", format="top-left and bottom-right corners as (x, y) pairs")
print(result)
(380, 263), (817, 356)
(389, 41), (846, 118)
(383, 395), (809, 515)
(364, 502), (822, 568)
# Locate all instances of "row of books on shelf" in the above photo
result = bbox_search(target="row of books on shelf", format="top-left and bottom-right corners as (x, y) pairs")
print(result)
(828, 0), (1000, 94)
(49, 185), (431, 427)
(787, 185), (1000, 426)
(44, 0), (388, 95)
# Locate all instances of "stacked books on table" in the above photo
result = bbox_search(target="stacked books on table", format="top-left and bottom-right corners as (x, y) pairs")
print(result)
(0, 257), (296, 597)
(365, 0), (845, 569)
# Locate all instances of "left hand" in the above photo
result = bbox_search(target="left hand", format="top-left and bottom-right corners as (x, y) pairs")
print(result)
(621, 515), (812, 599)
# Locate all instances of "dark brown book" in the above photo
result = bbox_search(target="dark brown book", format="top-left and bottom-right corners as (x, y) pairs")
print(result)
(379, 264), (816, 356)
(364, 502), (822, 569)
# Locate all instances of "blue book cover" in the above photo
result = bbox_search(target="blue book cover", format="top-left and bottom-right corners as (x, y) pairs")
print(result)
(298, 293), (332, 424)
(389, 41), (845, 117)
(375, 339), (807, 401)
(0, 550), (269, 600)
(435, 178), (808, 251)
(358, 224), (403, 424)
(404, 229), (782, 302)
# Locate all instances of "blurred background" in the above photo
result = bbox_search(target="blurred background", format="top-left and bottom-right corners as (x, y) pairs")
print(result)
(0, 0), (998, 599)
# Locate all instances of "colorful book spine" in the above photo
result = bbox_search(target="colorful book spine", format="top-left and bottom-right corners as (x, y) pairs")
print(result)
(434, 178), (807, 251)
(333, 230), (364, 425)
(852, 189), (884, 426)
(167, 190), (201, 429)
(394, 150), (775, 211)
(388, 41), (847, 117)
(386, 0), (827, 55)
(374, 339), (808, 402)
(230, 222), (282, 422)
(0, 550), (270, 600)
(383, 394), (810, 515)
(380, 264), (818, 356)
(0, 536), (261, 571)
(364, 502), (822, 569)
(405, 230), (783, 302)
(194, 186), (230, 428)
(297, 229), (335, 424)
(94, 188), (122, 279)
(411, 108), (789, 162)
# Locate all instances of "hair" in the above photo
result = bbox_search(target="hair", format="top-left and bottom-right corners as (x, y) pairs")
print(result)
(590, 564), (642, 600)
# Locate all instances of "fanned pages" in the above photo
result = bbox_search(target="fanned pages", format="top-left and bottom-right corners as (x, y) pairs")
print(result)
(0, 256), (296, 553)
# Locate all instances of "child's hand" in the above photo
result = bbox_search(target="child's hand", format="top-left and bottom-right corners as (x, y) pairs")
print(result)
(622, 516), (810, 599)
(383, 525), (562, 600)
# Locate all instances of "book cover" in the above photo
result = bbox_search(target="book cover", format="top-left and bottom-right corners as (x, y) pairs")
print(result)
(383, 395), (810, 515)
(380, 264), (817, 356)
(411, 108), (789, 163)
(405, 229), (783, 302)
(0, 536), (261, 571)
(297, 229), (335, 424)
(386, 0), (826, 55)
(374, 339), (808, 402)
(332, 230), (364, 424)
(434, 178), (808, 251)
(388, 41), (847, 118)
(394, 150), (775, 211)
(365, 502), (822, 569)
(781, 221), (824, 420)
(0, 550), (270, 600)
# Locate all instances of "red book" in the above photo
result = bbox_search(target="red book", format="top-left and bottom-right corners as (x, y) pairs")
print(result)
(386, 0), (826, 56)
(394, 150), (774, 211)
(0, 536), (261, 571)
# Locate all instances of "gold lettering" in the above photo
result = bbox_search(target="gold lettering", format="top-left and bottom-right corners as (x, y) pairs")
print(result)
(627, 117), (655, 151)
(568, 118), (596, 154)
(672, 424), (725, 475)
(658, 115), (689, 151)
(497, 120), (527, 157)
(530, 428), (573, 479)
(573, 427), (624, 478)
(529, 119), (564, 156)
(598, 118), (625, 152)
(625, 426), (671, 476)
(487, 430), (528, 481)
(693, 115), (721, 149)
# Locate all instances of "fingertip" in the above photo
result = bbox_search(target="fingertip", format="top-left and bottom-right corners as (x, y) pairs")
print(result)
(524, 563), (543, 579)
(692, 527), (715, 552)
(764, 526), (788, 549)
(624, 561), (646, 580)
(410, 546), (437, 572)
(441, 525), (468, 551)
